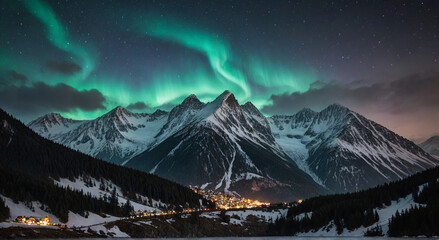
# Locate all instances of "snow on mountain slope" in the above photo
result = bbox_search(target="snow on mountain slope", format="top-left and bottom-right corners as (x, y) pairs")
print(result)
(28, 113), (86, 137)
(151, 94), (205, 147)
(152, 91), (281, 152)
(269, 104), (438, 192)
(127, 91), (327, 202)
(28, 107), (168, 164)
(419, 136), (439, 159)
(199, 91), (285, 154)
(268, 109), (323, 185)
(306, 104), (438, 192)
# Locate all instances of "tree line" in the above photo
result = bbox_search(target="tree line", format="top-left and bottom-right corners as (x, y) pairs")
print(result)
(268, 165), (439, 236)
(388, 179), (439, 237)
(0, 197), (9, 222)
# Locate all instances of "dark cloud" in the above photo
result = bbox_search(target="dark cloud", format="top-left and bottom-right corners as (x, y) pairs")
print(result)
(45, 61), (82, 75)
(126, 101), (148, 111)
(262, 74), (439, 142)
(262, 74), (439, 115)
(386, 75), (439, 113)
(0, 82), (106, 121)
(0, 70), (28, 87)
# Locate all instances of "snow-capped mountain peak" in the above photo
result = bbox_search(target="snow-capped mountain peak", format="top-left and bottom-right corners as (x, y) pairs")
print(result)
(181, 94), (204, 107)
(102, 106), (137, 131)
(199, 91), (277, 148)
(166, 94), (204, 121)
(213, 90), (236, 106)
(153, 94), (206, 143)
(155, 91), (244, 144)
(202, 91), (239, 118)
(28, 112), (85, 137)
(29, 113), (76, 126)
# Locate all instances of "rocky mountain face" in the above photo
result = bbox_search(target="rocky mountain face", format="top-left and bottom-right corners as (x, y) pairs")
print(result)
(126, 91), (326, 202)
(269, 104), (438, 192)
(419, 136), (439, 159)
(28, 91), (439, 200)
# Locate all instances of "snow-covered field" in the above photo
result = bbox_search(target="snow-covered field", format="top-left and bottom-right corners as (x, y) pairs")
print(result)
(0, 189), (425, 238)
(67, 211), (119, 228)
(0, 195), (62, 226)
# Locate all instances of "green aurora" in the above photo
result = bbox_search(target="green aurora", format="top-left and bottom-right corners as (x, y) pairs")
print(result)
(2, 0), (316, 120)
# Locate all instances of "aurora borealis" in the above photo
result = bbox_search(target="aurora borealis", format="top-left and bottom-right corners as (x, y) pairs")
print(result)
(1, 0), (439, 142)
(21, 0), (95, 80)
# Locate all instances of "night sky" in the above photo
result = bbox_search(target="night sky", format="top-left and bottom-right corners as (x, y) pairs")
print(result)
(0, 0), (438, 142)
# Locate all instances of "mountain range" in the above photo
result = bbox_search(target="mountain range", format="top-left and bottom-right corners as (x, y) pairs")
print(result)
(27, 90), (439, 201)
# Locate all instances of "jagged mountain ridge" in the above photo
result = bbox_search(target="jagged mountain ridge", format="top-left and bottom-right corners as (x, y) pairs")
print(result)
(27, 91), (438, 200)
(28, 106), (169, 164)
(28, 112), (85, 137)
(269, 104), (438, 192)
(126, 91), (326, 202)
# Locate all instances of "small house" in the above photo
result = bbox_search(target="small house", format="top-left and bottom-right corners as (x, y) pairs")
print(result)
(15, 216), (26, 223)
(26, 217), (37, 224)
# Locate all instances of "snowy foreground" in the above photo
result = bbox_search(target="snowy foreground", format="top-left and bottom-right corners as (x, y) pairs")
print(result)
(1, 191), (422, 238)
(0, 181), (428, 237)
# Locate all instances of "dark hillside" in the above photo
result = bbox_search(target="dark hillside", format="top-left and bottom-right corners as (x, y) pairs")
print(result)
(0, 108), (210, 209)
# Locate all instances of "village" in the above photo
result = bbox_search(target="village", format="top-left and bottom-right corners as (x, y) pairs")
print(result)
(190, 186), (271, 210)
(13, 215), (66, 228)
(131, 186), (272, 218)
